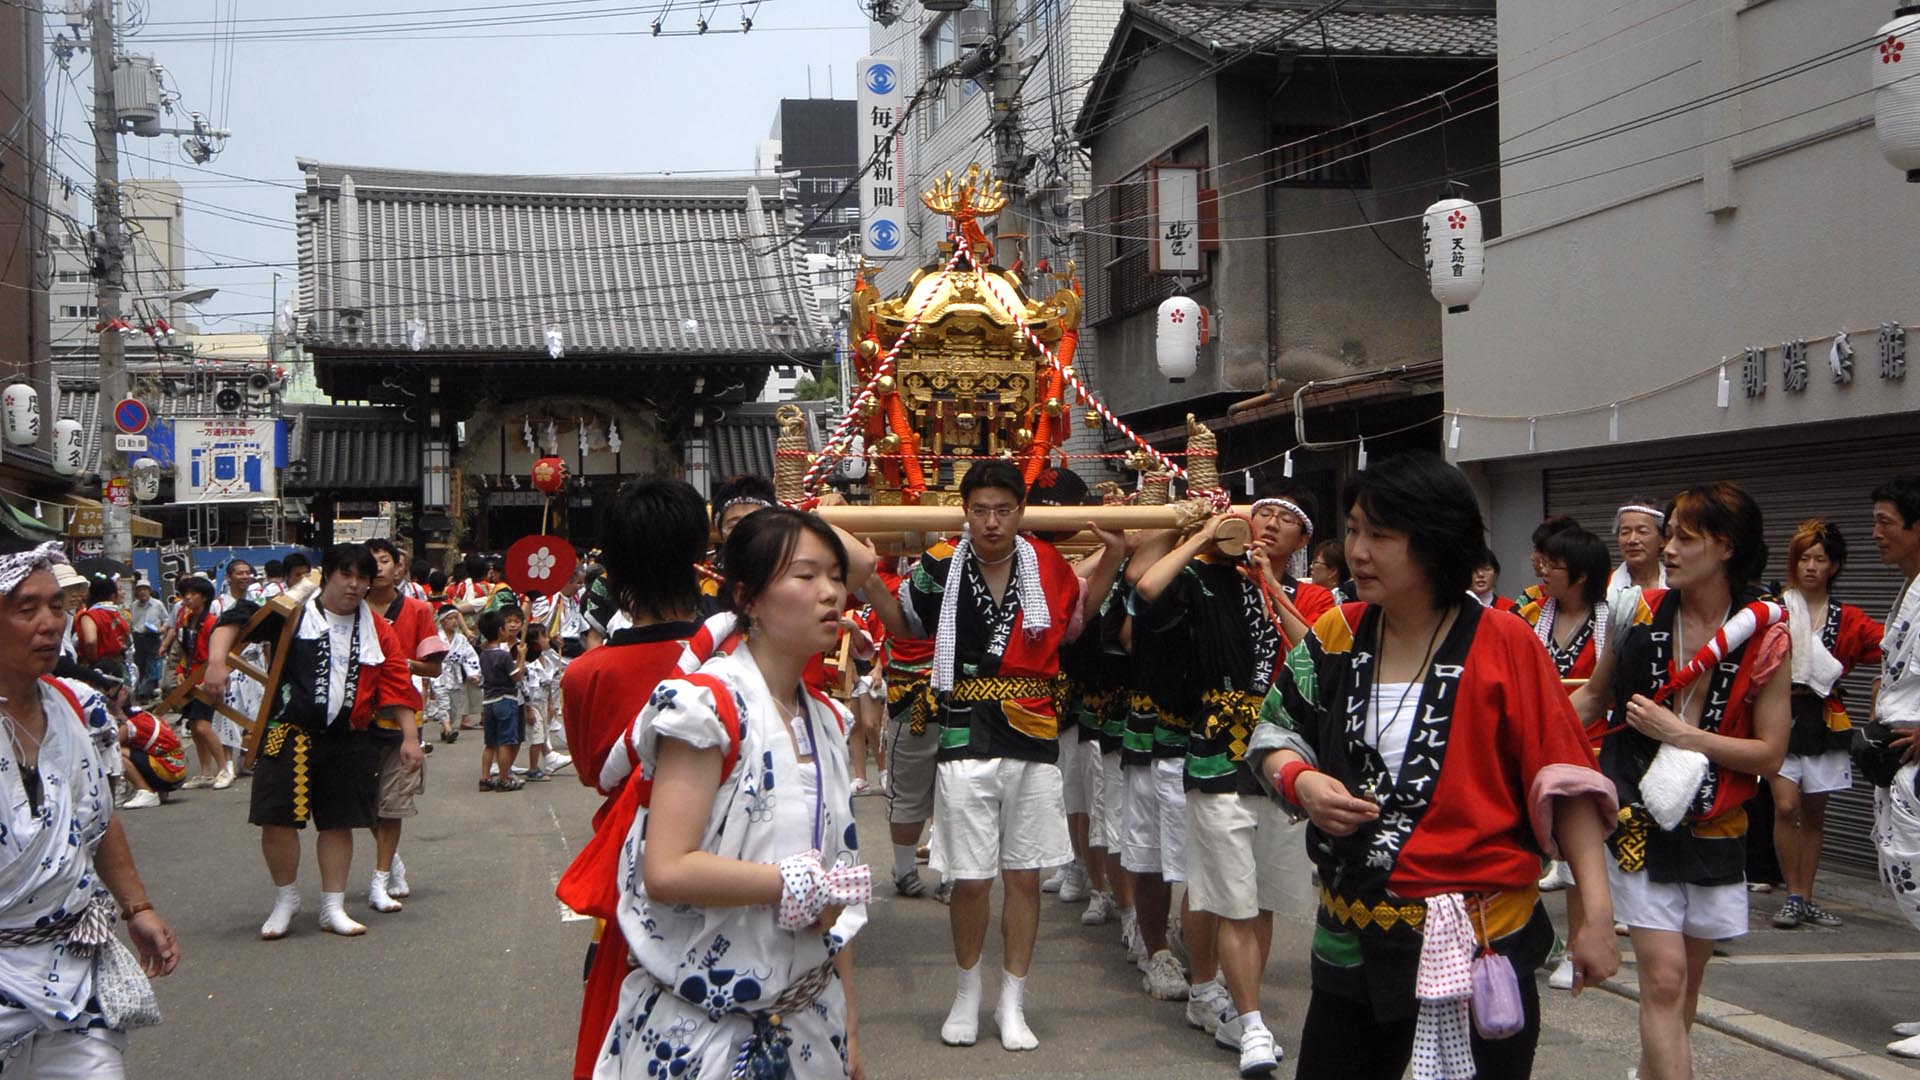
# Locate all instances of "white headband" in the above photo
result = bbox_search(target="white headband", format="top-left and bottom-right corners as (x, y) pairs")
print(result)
(1615, 503), (1666, 528)
(1250, 497), (1314, 538)
(716, 496), (772, 520)
(0, 541), (69, 598)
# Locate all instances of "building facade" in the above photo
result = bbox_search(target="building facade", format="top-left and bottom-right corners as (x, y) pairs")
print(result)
(293, 160), (830, 556)
(1074, 0), (1497, 506)
(1446, 0), (1920, 875)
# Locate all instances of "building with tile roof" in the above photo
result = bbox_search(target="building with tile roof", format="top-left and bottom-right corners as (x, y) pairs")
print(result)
(1070, 0), (1496, 522)
(293, 160), (833, 553)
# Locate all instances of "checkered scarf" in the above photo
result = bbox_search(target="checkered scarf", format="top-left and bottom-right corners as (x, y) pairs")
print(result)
(932, 533), (1048, 693)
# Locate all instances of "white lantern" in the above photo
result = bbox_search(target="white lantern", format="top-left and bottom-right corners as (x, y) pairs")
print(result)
(1156, 296), (1202, 381)
(1423, 198), (1485, 313)
(1874, 9), (1920, 180)
(51, 418), (85, 476)
(132, 456), (162, 501)
(3, 383), (39, 446)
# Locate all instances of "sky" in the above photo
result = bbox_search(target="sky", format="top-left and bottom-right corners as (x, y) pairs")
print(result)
(46, 0), (882, 330)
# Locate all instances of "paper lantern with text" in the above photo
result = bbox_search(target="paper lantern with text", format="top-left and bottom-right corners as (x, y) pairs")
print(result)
(1874, 8), (1920, 180)
(132, 456), (162, 501)
(3, 383), (39, 446)
(1423, 198), (1484, 313)
(1156, 296), (1202, 381)
(51, 419), (85, 476)
(531, 456), (568, 494)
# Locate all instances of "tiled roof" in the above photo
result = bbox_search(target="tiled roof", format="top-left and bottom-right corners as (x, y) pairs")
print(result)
(710, 401), (832, 480)
(294, 160), (830, 360)
(289, 406), (419, 492)
(1135, 1), (1494, 58)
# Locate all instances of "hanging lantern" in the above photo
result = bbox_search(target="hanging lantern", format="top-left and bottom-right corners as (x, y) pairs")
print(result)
(3, 382), (40, 446)
(531, 455), (568, 494)
(51, 418), (85, 476)
(1875, 8), (1920, 180)
(1156, 296), (1202, 382)
(131, 456), (161, 501)
(1422, 198), (1485, 313)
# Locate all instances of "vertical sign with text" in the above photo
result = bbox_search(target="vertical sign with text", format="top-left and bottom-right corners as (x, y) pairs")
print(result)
(857, 55), (908, 260)
(1151, 163), (1202, 276)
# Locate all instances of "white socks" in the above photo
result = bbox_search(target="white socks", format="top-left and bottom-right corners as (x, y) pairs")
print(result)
(1239, 1010), (1267, 1034)
(319, 891), (367, 936)
(994, 970), (1038, 1051)
(260, 884), (301, 940)
(369, 871), (403, 913)
(893, 844), (917, 879)
(942, 963), (982, 1046)
(388, 854), (411, 898)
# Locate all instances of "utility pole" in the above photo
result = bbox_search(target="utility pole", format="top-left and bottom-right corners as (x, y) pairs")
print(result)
(988, 0), (1023, 239)
(90, 0), (133, 582)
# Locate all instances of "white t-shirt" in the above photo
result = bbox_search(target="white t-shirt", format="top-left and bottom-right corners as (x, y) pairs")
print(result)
(324, 608), (357, 721)
(1367, 682), (1419, 783)
(1882, 576), (1920, 727)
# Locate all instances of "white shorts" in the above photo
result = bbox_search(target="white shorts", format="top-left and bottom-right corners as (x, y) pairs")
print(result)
(1061, 725), (1096, 816)
(1777, 749), (1853, 796)
(931, 757), (1072, 880)
(1184, 792), (1315, 920)
(1093, 749), (1127, 852)
(524, 704), (550, 746)
(1607, 861), (1748, 940)
(1120, 758), (1189, 881)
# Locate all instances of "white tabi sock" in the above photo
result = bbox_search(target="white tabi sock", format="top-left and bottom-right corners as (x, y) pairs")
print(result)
(994, 970), (1039, 1051)
(369, 871), (403, 913)
(1238, 1010), (1266, 1034)
(893, 844), (918, 879)
(260, 884), (301, 940)
(319, 890), (367, 936)
(388, 853), (410, 897)
(941, 962), (981, 1046)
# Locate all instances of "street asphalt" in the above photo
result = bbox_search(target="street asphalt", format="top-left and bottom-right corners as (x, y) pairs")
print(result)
(111, 737), (1906, 1078)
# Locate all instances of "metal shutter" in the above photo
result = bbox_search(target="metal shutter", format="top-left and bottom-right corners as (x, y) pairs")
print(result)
(1544, 429), (1920, 878)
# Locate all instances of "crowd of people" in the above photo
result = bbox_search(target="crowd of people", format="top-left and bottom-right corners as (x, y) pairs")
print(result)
(5, 455), (1920, 1080)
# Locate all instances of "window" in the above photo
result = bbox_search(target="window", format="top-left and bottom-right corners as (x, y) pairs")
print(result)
(56, 270), (85, 284)
(921, 4), (985, 132)
(1271, 123), (1372, 188)
(58, 304), (99, 320)
(1085, 135), (1210, 324)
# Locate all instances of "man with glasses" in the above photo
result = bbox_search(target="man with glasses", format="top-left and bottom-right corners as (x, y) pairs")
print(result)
(869, 460), (1126, 1053)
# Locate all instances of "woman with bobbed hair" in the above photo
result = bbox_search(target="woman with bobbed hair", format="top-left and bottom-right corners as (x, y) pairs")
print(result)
(1251, 453), (1620, 1078)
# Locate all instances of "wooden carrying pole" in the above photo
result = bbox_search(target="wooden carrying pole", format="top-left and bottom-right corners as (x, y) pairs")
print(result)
(156, 572), (321, 768)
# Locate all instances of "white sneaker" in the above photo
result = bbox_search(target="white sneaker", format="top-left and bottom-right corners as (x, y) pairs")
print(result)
(180, 774), (214, 790)
(212, 761), (236, 790)
(123, 789), (162, 809)
(1893, 1021), (1920, 1037)
(1548, 957), (1575, 990)
(1121, 911), (1146, 967)
(1215, 1014), (1245, 1052)
(1537, 860), (1573, 892)
(1143, 949), (1189, 1000)
(850, 777), (871, 796)
(1080, 891), (1115, 926)
(1041, 865), (1069, 894)
(1238, 1025), (1280, 1077)
(1057, 864), (1090, 904)
(1891, 1033), (1920, 1059)
(1182, 980), (1228, 1030)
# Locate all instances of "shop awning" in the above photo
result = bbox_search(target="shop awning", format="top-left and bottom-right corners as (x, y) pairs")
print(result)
(58, 495), (165, 540)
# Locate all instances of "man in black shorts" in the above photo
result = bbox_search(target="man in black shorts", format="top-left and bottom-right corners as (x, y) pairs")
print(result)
(204, 543), (419, 940)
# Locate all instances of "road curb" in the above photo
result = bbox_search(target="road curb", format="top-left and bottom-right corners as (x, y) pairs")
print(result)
(1596, 976), (1920, 1080)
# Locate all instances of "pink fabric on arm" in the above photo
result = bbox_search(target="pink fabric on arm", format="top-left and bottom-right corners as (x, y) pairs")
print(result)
(1527, 763), (1620, 859)
(1746, 622), (1791, 701)
(1062, 575), (1088, 643)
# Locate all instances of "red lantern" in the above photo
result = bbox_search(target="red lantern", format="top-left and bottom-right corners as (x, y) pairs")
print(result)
(532, 456), (567, 494)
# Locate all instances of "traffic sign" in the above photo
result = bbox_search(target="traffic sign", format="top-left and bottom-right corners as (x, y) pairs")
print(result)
(113, 398), (150, 435)
(114, 434), (148, 452)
